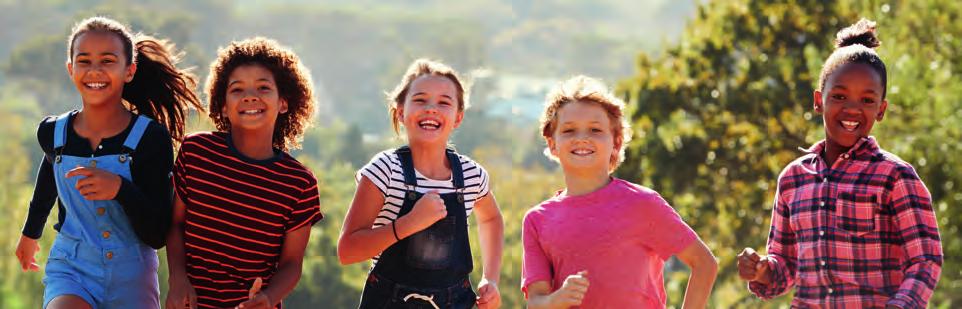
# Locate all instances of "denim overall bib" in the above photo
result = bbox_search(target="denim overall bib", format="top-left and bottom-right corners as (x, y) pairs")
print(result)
(42, 111), (160, 308)
(359, 147), (476, 309)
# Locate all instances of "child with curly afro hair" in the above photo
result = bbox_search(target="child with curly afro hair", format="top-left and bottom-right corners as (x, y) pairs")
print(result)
(166, 37), (324, 309)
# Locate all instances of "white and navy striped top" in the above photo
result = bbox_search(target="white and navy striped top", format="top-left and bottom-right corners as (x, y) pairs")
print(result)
(356, 148), (491, 264)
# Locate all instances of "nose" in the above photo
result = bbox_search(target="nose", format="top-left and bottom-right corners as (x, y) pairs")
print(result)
(241, 89), (260, 102)
(839, 99), (864, 114)
(574, 130), (591, 142)
(423, 101), (439, 113)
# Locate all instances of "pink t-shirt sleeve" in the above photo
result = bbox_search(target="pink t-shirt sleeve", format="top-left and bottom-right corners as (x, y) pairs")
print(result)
(521, 211), (553, 298)
(638, 194), (698, 259)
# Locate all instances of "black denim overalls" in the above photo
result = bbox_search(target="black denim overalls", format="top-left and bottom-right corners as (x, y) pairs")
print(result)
(359, 146), (476, 309)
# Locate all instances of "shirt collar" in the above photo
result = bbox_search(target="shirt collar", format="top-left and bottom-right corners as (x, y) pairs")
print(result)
(799, 136), (880, 162)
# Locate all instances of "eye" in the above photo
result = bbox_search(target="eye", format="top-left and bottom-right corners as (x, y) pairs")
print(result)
(591, 128), (604, 133)
(102, 59), (115, 64)
(439, 100), (452, 106)
(831, 94), (846, 100)
(76, 59), (91, 65)
(229, 88), (242, 94)
(861, 98), (875, 104)
(259, 85), (272, 91)
(561, 129), (574, 134)
(412, 98), (426, 104)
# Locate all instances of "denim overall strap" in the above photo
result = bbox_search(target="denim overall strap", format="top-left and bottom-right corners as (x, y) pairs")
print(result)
(53, 111), (77, 150)
(395, 145), (418, 183)
(123, 115), (151, 150)
(445, 149), (463, 188)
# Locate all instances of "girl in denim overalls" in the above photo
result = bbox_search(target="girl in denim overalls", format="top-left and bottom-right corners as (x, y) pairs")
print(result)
(14, 17), (202, 309)
(338, 59), (505, 309)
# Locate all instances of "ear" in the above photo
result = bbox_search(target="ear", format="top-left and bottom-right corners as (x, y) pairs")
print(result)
(613, 134), (623, 157)
(813, 90), (824, 114)
(876, 99), (888, 121)
(124, 62), (137, 83)
(546, 136), (558, 158)
(66, 60), (73, 76)
(453, 110), (464, 129)
(279, 98), (289, 114)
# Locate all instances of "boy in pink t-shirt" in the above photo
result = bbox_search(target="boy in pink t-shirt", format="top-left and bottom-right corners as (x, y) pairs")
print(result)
(522, 76), (718, 308)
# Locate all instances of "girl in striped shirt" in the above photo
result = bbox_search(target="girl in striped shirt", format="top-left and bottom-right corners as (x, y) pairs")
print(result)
(338, 59), (505, 309)
(166, 37), (323, 309)
(737, 19), (943, 308)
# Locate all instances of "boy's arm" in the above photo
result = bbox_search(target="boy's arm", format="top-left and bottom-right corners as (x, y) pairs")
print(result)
(676, 238), (718, 309)
(886, 167), (942, 308)
(166, 193), (189, 279)
(526, 282), (559, 309)
(240, 224), (312, 308)
(165, 193), (198, 309)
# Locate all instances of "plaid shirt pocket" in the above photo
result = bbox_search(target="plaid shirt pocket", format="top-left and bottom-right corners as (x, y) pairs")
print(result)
(835, 191), (878, 235)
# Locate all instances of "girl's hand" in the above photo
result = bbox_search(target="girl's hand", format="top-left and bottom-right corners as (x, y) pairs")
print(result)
(550, 270), (589, 308)
(476, 278), (501, 309)
(237, 277), (272, 309)
(165, 274), (198, 309)
(737, 247), (772, 284)
(400, 191), (447, 235)
(66, 166), (122, 200)
(15, 235), (41, 272)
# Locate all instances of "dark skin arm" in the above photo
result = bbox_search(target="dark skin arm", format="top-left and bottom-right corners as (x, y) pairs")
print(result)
(236, 224), (313, 308)
(165, 193), (197, 309)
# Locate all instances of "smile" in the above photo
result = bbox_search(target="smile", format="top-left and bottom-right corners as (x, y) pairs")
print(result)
(418, 119), (441, 130)
(840, 120), (860, 132)
(571, 149), (594, 156)
(84, 82), (107, 90)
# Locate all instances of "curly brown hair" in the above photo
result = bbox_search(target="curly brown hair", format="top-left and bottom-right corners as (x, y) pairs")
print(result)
(386, 58), (469, 135)
(205, 37), (315, 151)
(540, 75), (632, 173)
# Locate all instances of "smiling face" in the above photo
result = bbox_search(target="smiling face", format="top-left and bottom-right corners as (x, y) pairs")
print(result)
(67, 31), (136, 107)
(815, 62), (888, 149)
(398, 75), (464, 145)
(547, 100), (617, 174)
(222, 64), (288, 134)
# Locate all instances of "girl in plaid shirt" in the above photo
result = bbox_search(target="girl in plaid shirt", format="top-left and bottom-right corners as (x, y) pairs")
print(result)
(737, 19), (943, 308)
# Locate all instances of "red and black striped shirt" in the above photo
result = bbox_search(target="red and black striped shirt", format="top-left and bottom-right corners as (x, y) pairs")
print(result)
(174, 132), (322, 308)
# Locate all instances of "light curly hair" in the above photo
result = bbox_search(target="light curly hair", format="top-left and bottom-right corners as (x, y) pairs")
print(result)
(540, 75), (632, 173)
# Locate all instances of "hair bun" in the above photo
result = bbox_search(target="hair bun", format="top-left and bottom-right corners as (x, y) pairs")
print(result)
(835, 18), (880, 49)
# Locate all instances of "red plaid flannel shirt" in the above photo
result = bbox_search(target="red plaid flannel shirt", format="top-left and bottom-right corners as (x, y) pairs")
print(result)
(749, 137), (942, 308)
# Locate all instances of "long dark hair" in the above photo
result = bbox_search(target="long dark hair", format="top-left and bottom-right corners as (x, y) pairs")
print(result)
(68, 16), (204, 145)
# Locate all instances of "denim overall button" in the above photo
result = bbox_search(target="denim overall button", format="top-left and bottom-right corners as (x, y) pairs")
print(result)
(105, 251), (114, 260)
(97, 207), (106, 215)
(102, 231), (111, 239)
(89, 160), (97, 168)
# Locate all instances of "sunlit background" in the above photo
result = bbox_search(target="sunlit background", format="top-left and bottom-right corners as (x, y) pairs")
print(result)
(1, 0), (959, 308)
